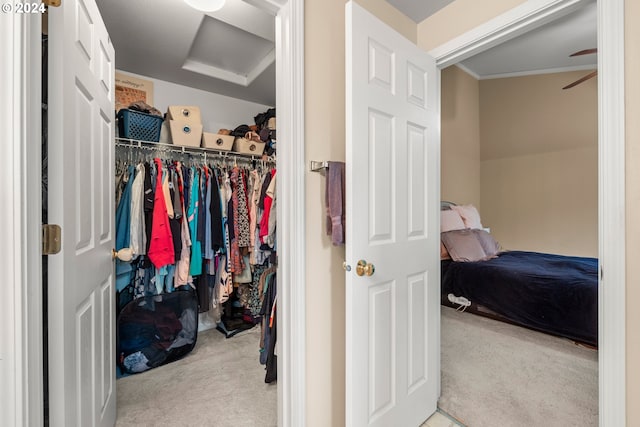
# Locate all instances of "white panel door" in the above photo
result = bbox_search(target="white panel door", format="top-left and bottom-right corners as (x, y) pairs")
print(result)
(48, 0), (116, 425)
(346, 2), (440, 426)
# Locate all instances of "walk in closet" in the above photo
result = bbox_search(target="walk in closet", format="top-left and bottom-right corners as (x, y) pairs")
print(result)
(98, 0), (281, 424)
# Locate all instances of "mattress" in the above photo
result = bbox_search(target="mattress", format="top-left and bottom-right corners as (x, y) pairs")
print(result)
(441, 250), (598, 346)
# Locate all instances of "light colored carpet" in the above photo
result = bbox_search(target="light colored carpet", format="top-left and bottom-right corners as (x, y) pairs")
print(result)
(115, 326), (277, 427)
(439, 306), (598, 427)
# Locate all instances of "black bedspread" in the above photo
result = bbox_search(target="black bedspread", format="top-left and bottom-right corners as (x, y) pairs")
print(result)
(441, 251), (598, 345)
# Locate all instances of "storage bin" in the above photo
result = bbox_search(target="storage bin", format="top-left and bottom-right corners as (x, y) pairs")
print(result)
(267, 117), (276, 130)
(233, 137), (265, 155)
(117, 109), (163, 142)
(166, 105), (202, 126)
(169, 120), (203, 148)
(202, 132), (234, 151)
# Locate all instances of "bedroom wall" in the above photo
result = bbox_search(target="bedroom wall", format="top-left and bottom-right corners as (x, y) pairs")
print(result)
(441, 65), (481, 208)
(116, 70), (272, 135)
(417, 0), (526, 51)
(479, 71), (598, 257)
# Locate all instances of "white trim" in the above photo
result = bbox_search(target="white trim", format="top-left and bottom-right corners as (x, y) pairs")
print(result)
(251, 0), (306, 426)
(597, 0), (625, 424)
(274, 1), (306, 425)
(431, 0), (626, 425)
(477, 64), (596, 80)
(0, 11), (43, 427)
(430, 0), (591, 69)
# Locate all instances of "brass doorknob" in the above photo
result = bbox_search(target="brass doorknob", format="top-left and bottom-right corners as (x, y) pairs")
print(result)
(356, 260), (375, 276)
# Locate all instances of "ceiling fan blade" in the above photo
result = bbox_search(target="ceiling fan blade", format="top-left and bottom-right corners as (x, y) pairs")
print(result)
(562, 70), (598, 90)
(570, 48), (597, 57)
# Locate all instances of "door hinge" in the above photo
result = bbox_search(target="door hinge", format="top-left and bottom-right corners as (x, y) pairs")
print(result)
(43, 0), (61, 7)
(42, 224), (62, 255)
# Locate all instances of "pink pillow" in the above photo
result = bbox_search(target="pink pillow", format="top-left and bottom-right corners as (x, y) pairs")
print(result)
(441, 210), (465, 232)
(441, 229), (490, 262)
(440, 241), (451, 260)
(474, 229), (501, 258)
(451, 204), (483, 229)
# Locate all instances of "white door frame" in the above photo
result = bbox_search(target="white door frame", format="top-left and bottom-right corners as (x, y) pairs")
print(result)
(428, 0), (625, 425)
(2, 0), (307, 426)
(0, 11), (44, 427)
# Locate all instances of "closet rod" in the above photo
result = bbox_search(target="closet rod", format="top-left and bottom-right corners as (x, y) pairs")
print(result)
(115, 137), (276, 165)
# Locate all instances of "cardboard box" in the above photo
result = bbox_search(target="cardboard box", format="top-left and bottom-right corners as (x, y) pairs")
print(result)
(233, 137), (265, 155)
(202, 132), (234, 151)
(167, 106), (202, 126)
(169, 120), (203, 147)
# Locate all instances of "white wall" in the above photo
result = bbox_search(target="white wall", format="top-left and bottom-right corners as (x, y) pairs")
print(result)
(117, 70), (273, 134)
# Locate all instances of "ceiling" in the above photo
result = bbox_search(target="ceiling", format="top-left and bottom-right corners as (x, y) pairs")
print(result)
(96, 0), (276, 106)
(386, 0), (597, 79)
(386, 0), (455, 23)
(97, 0), (597, 107)
(457, 1), (597, 79)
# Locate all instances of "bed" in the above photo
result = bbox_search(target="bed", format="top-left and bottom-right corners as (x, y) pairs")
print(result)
(440, 202), (598, 346)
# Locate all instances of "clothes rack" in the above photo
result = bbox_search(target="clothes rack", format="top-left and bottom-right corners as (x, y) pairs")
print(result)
(115, 137), (276, 166)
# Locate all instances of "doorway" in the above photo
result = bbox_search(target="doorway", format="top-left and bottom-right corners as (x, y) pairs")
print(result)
(429, 0), (626, 424)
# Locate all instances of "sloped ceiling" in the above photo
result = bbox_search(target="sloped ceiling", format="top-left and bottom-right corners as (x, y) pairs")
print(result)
(96, 0), (276, 106)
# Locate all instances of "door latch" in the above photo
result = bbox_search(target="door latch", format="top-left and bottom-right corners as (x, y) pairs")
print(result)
(42, 224), (61, 255)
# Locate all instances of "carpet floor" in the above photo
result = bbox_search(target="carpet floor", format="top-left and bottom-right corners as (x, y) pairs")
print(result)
(439, 306), (598, 427)
(115, 326), (277, 427)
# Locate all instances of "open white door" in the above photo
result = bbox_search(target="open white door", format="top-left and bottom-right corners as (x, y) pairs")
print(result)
(345, 2), (440, 426)
(48, 0), (116, 425)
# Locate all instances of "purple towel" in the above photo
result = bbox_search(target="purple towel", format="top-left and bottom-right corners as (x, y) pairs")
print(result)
(326, 161), (345, 245)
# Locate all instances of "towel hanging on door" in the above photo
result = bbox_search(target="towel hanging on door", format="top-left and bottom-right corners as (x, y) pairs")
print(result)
(325, 161), (345, 246)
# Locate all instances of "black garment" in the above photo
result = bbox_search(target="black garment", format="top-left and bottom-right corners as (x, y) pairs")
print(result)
(265, 310), (277, 383)
(197, 169), (207, 254)
(168, 169), (182, 260)
(143, 162), (154, 254)
(231, 124), (251, 137)
(209, 170), (224, 251)
(253, 108), (276, 129)
(258, 171), (272, 210)
(193, 272), (213, 313)
(227, 175), (236, 241)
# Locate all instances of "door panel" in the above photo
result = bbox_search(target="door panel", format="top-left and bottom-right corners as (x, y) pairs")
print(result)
(48, 0), (116, 425)
(346, 2), (439, 426)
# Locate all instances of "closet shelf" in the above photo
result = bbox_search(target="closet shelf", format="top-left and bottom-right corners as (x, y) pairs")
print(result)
(115, 137), (275, 164)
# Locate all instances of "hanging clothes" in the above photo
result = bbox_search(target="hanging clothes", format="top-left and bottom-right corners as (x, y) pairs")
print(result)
(130, 163), (146, 257)
(147, 159), (175, 269)
(114, 143), (276, 330)
(188, 167), (203, 276)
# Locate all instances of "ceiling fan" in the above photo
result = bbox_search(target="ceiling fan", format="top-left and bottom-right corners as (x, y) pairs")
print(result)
(562, 48), (597, 90)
